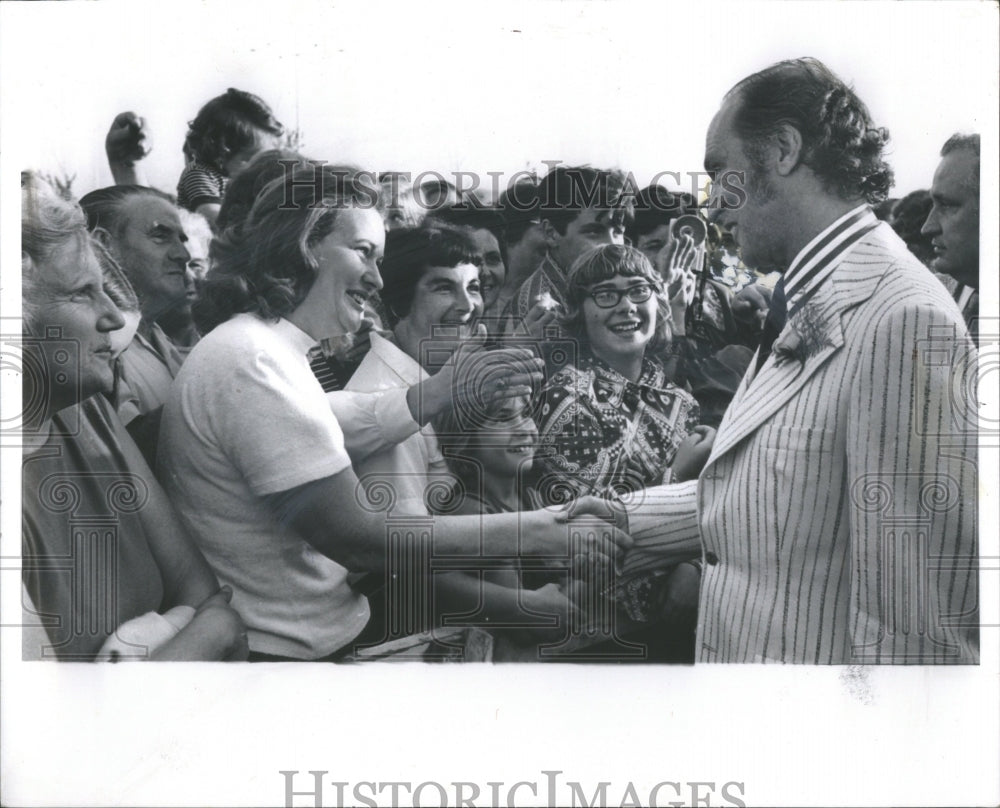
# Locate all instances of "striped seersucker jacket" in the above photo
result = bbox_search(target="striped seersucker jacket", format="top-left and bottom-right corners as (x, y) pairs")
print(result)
(623, 222), (979, 664)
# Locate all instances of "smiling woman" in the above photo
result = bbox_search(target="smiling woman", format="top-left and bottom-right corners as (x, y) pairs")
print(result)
(158, 164), (630, 661)
(533, 244), (706, 504)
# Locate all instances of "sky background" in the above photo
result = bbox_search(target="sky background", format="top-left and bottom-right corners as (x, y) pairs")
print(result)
(1, 1), (996, 202)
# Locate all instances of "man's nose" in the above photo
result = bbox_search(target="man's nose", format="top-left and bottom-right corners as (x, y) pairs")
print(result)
(171, 240), (191, 264)
(921, 207), (940, 237)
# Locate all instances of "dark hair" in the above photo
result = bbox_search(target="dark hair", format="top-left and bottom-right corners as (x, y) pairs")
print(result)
(560, 244), (671, 354)
(890, 190), (934, 266)
(727, 57), (894, 204)
(941, 132), (980, 159)
(428, 205), (505, 243)
(426, 205), (507, 266)
(78, 185), (175, 238)
(195, 164), (381, 334)
(216, 149), (311, 232)
(183, 88), (284, 172)
(537, 165), (634, 235)
(626, 184), (697, 243)
(379, 225), (481, 326)
(497, 179), (540, 246)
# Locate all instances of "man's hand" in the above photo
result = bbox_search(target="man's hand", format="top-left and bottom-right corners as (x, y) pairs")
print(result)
(671, 425), (716, 481)
(105, 111), (152, 166)
(554, 495), (629, 534)
(731, 283), (772, 334)
(521, 506), (633, 569)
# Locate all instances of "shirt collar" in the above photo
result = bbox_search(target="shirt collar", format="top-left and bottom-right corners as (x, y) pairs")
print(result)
(272, 316), (322, 358)
(783, 203), (878, 313)
(367, 331), (427, 386)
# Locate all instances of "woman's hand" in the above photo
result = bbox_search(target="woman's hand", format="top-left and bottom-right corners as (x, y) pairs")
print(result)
(150, 585), (248, 661)
(151, 601), (249, 661)
(511, 300), (560, 342)
(408, 334), (544, 424)
(531, 505), (633, 568)
(671, 425), (717, 482)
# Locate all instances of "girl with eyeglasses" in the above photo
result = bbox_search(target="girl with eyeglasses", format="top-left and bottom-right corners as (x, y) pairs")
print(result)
(533, 243), (713, 502)
(531, 245), (715, 658)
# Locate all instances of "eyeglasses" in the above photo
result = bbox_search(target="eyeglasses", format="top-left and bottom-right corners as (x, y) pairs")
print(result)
(588, 283), (655, 309)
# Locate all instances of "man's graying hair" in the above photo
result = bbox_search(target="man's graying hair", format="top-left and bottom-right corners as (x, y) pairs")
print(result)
(727, 57), (894, 204)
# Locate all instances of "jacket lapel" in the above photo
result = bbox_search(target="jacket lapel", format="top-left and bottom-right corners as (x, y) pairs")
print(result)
(704, 231), (891, 467)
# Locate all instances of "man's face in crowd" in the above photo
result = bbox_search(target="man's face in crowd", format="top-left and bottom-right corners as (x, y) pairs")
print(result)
(545, 207), (626, 273)
(922, 148), (980, 288)
(634, 223), (672, 266)
(704, 96), (784, 273)
(465, 227), (506, 312)
(505, 221), (547, 282)
(108, 196), (191, 321)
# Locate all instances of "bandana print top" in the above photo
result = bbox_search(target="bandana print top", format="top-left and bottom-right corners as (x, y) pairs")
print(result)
(534, 353), (700, 503)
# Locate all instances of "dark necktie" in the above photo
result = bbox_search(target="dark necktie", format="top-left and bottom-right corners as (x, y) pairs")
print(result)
(754, 276), (788, 373)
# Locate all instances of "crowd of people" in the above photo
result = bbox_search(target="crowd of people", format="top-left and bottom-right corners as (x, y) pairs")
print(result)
(21, 57), (980, 664)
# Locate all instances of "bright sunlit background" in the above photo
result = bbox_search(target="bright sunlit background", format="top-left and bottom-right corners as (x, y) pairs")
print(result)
(2, 1), (995, 200)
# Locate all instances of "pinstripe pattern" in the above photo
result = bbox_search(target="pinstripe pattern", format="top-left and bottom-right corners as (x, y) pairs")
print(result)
(626, 222), (978, 663)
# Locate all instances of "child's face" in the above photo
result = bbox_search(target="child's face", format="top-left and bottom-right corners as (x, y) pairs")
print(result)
(468, 397), (538, 479)
(223, 129), (281, 178)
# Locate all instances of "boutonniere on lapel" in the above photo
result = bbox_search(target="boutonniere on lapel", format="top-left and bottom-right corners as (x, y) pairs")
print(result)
(772, 302), (834, 369)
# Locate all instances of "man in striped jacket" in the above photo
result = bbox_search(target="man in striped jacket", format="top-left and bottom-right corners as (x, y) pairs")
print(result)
(601, 58), (979, 664)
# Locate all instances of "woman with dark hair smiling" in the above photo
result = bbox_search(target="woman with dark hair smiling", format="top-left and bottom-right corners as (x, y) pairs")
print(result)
(157, 164), (630, 662)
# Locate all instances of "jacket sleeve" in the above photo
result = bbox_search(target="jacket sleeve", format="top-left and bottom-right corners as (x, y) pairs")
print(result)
(847, 299), (979, 663)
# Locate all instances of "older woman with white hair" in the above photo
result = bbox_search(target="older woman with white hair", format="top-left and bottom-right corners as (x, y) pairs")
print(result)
(20, 173), (247, 661)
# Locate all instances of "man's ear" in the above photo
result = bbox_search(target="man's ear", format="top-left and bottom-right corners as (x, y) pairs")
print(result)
(773, 124), (804, 176)
(541, 218), (559, 250)
(91, 226), (115, 251)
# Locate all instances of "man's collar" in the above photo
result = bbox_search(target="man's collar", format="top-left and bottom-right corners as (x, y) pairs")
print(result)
(783, 203), (878, 315)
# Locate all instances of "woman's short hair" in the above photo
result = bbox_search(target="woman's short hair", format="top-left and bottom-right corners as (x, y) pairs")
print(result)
(93, 240), (140, 314)
(560, 243), (672, 354)
(21, 172), (90, 332)
(379, 225), (481, 327)
(183, 88), (284, 171)
(195, 163), (382, 334)
(727, 57), (894, 205)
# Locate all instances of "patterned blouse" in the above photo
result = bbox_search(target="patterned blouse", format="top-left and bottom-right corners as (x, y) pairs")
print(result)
(533, 353), (700, 504)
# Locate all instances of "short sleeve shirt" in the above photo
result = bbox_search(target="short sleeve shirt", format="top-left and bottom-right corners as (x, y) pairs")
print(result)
(176, 161), (227, 212)
(157, 314), (368, 659)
